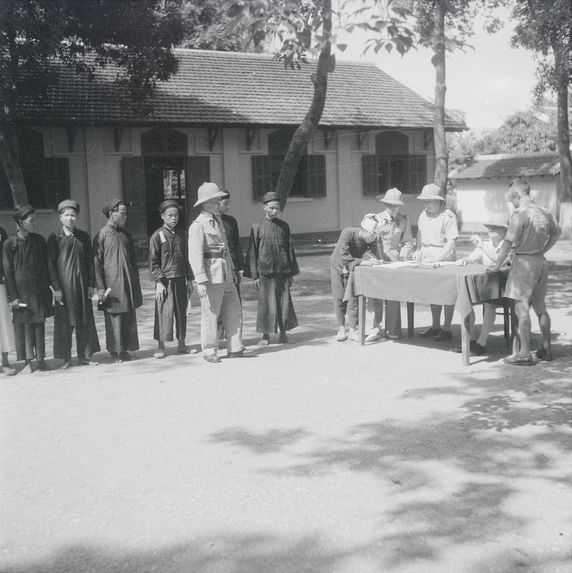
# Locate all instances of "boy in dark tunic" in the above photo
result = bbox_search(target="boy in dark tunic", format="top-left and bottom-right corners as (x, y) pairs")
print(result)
(149, 199), (193, 359)
(47, 200), (100, 369)
(2, 205), (52, 372)
(93, 199), (142, 362)
(0, 226), (16, 375)
(244, 191), (299, 346)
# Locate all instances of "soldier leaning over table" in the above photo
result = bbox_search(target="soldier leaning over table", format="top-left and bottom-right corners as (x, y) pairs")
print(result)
(329, 214), (384, 343)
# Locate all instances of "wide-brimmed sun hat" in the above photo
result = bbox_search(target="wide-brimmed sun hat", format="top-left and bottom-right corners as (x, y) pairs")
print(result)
(417, 183), (445, 201)
(360, 213), (379, 234)
(379, 187), (404, 206)
(483, 214), (509, 229)
(194, 182), (227, 207)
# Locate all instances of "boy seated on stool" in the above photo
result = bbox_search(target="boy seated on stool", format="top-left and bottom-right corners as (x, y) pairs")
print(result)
(454, 215), (511, 355)
(244, 191), (299, 346)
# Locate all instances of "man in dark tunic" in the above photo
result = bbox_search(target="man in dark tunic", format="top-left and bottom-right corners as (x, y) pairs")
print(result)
(0, 225), (16, 375)
(93, 199), (142, 362)
(244, 191), (299, 346)
(149, 199), (193, 359)
(219, 190), (244, 292)
(329, 214), (384, 342)
(47, 199), (100, 369)
(2, 205), (52, 372)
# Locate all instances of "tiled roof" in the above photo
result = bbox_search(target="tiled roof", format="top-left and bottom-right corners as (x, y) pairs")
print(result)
(450, 152), (560, 179)
(17, 49), (466, 130)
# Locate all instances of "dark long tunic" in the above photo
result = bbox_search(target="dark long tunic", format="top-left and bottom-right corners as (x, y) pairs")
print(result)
(0, 227), (7, 285)
(244, 217), (299, 334)
(243, 218), (299, 280)
(3, 232), (52, 323)
(47, 227), (100, 358)
(93, 224), (142, 313)
(221, 214), (244, 272)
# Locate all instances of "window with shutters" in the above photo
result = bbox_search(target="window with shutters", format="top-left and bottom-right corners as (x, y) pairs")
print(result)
(252, 128), (326, 200)
(0, 128), (70, 209)
(362, 131), (426, 196)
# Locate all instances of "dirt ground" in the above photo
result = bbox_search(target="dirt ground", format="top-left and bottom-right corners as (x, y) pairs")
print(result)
(1, 240), (571, 573)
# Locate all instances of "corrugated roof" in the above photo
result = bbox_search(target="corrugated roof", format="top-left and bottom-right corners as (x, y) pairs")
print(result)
(17, 49), (466, 130)
(450, 152), (560, 180)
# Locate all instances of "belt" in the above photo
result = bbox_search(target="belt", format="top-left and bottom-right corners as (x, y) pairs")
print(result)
(204, 249), (227, 259)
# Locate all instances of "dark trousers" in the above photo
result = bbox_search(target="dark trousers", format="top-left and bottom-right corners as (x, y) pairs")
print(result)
(14, 319), (45, 361)
(104, 310), (139, 354)
(256, 273), (298, 334)
(53, 305), (100, 360)
(154, 277), (188, 342)
(330, 266), (358, 328)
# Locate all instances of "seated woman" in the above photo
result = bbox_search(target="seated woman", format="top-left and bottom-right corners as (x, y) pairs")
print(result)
(330, 214), (384, 342)
(454, 215), (511, 355)
(414, 183), (459, 341)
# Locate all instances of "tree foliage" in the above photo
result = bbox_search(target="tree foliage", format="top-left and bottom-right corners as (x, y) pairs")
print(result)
(0, 0), (184, 207)
(510, 0), (572, 205)
(448, 109), (558, 171)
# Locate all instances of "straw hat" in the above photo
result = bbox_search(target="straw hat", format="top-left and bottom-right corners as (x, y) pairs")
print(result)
(194, 182), (227, 207)
(379, 187), (404, 206)
(484, 214), (509, 229)
(417, 183), (444, 201)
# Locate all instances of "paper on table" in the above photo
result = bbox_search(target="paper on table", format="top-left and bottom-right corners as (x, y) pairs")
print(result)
(383, 261), (420, 269)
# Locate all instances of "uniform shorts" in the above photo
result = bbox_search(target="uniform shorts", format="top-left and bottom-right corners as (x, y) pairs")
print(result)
(505, 254), (548, 313)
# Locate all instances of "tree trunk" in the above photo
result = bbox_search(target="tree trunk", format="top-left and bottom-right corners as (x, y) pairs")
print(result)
(432, 0), (448, 195)
(0, 123), (28, 208)
(554, 41), (572, 237)
(275, 0), (332, 208)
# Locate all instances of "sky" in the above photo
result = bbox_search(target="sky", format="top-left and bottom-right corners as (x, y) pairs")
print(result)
(337, 7), (539, 130)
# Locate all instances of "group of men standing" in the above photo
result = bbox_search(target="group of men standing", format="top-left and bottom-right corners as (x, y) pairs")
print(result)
(0, 182), (300, 373)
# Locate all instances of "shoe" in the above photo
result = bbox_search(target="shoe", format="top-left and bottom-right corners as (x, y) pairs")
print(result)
(365, 329), (384, 343)
(347, 328), (359, 342)
(154, 350), (166, 359)
(419, 327), (440, 338)
(177, 342), (190, 355)
(386, 333), (401, 340)
(61, 360), (72, 370)
(1, 365), (16, 376)
(434, 330), (452, 342)
(336, 327), (347, 342)
(227, 349), (246, 358)
(453, 342), (486, 355)
(36, 360), (50, 371)
(77, 357), (97, 366)
(258, 334), (270, 347)
(203, 354), (221, 364)
(119, 352), (132, 362)
(278, 333), (293, 344)
(20, 362), (34, 375)
(535, 348), (553, 362)
(503, 354), (535, 366)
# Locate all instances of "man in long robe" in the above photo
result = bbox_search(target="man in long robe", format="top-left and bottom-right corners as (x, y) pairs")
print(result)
(93, 199), (142, 362)
(0, 226), (16, 375)
(47, 200), (100, 368)
(243, 191), (299, 346)
(2, 205), (52, 372)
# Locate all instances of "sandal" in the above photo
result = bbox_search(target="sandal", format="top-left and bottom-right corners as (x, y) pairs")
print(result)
(503, 354), (535, 366)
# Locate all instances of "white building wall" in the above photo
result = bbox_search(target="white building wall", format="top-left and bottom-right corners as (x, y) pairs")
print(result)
(455, 176), (558, 232)
(0, 125), (435, 240)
